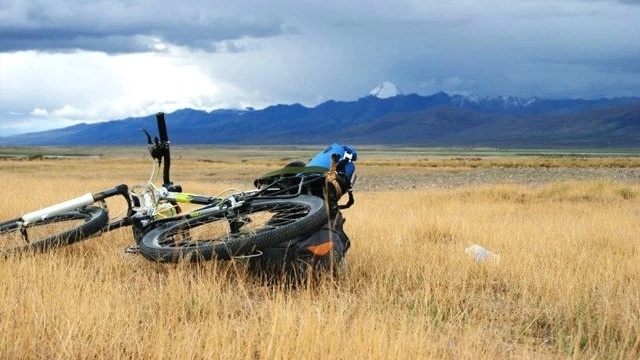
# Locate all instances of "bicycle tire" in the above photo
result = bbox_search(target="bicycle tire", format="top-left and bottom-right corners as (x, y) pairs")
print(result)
(0, 206), (108, 255)
(138, 195), (328, 262)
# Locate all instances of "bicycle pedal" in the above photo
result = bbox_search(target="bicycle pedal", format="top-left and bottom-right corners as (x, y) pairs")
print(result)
(123, 244), (140, 254)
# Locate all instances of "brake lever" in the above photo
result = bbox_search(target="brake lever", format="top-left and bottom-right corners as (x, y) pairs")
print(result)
(141, 129), (153, 145)
(140, 129), (165, 164)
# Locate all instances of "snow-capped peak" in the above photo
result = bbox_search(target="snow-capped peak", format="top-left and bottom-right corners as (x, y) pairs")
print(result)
(451, 94), (539, 108)
(370, 82), (403, 98)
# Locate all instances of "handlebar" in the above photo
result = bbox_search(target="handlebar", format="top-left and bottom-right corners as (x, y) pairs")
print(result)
(141, 112), (181, 191)
(155, 112), (172, 187)
(156, 112), (169, 143)
(92, 184), (129, 201)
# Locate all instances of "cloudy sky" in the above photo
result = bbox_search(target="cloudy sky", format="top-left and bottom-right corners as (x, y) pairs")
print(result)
(1, 0), (640, 135)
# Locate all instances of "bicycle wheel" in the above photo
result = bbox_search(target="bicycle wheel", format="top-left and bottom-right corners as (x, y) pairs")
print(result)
(138, 195), (328, 262)
(0, 206), (108, 255)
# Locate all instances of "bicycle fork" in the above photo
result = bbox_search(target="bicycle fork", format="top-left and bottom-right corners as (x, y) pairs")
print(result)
(20, 184), (130, 226)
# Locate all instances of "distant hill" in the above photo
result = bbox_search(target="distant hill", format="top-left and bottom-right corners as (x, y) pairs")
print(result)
(1, 92), (640, 148)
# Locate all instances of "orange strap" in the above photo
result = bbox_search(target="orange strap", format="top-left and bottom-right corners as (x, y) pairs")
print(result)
(307, 241), (333, 256)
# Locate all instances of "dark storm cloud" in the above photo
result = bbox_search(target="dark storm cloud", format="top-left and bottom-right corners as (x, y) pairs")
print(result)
(0, 2), (286, 53)
(0, 27), (147, 53)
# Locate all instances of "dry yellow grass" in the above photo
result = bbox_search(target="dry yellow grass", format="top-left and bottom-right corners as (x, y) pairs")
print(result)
(1, 155), (639, 359)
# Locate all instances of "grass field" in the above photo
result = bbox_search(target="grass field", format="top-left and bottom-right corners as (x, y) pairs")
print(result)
(1, 150), (639, 359)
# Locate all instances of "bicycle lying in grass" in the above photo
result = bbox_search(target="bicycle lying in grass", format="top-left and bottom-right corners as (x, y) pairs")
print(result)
(0, 113), (356, 263)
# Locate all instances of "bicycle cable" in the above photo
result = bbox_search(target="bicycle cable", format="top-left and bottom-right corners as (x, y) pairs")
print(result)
(147, 160), (160, 185)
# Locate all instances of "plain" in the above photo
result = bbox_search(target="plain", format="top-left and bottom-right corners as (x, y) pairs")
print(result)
(1, 148), (639, 359)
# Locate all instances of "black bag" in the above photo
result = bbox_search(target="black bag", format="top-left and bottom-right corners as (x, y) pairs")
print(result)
(247, 211), (351, 281)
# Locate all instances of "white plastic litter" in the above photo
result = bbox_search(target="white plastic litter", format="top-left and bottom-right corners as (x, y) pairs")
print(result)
(465, 244), (500, 264)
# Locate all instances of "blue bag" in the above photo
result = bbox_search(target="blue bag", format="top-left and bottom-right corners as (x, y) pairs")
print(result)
(306, 143), (357, 185)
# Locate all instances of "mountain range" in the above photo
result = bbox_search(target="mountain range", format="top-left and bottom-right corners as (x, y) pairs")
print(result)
(2, 87), (640, 148)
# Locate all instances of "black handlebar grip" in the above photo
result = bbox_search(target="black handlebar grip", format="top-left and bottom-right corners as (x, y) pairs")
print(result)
(156, 112), (169, 143)
(92, 184), (129, 201)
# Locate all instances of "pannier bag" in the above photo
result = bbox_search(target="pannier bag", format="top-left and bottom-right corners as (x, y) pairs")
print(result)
(247, 211), (351, 280)
(248, 144), (357, 281)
